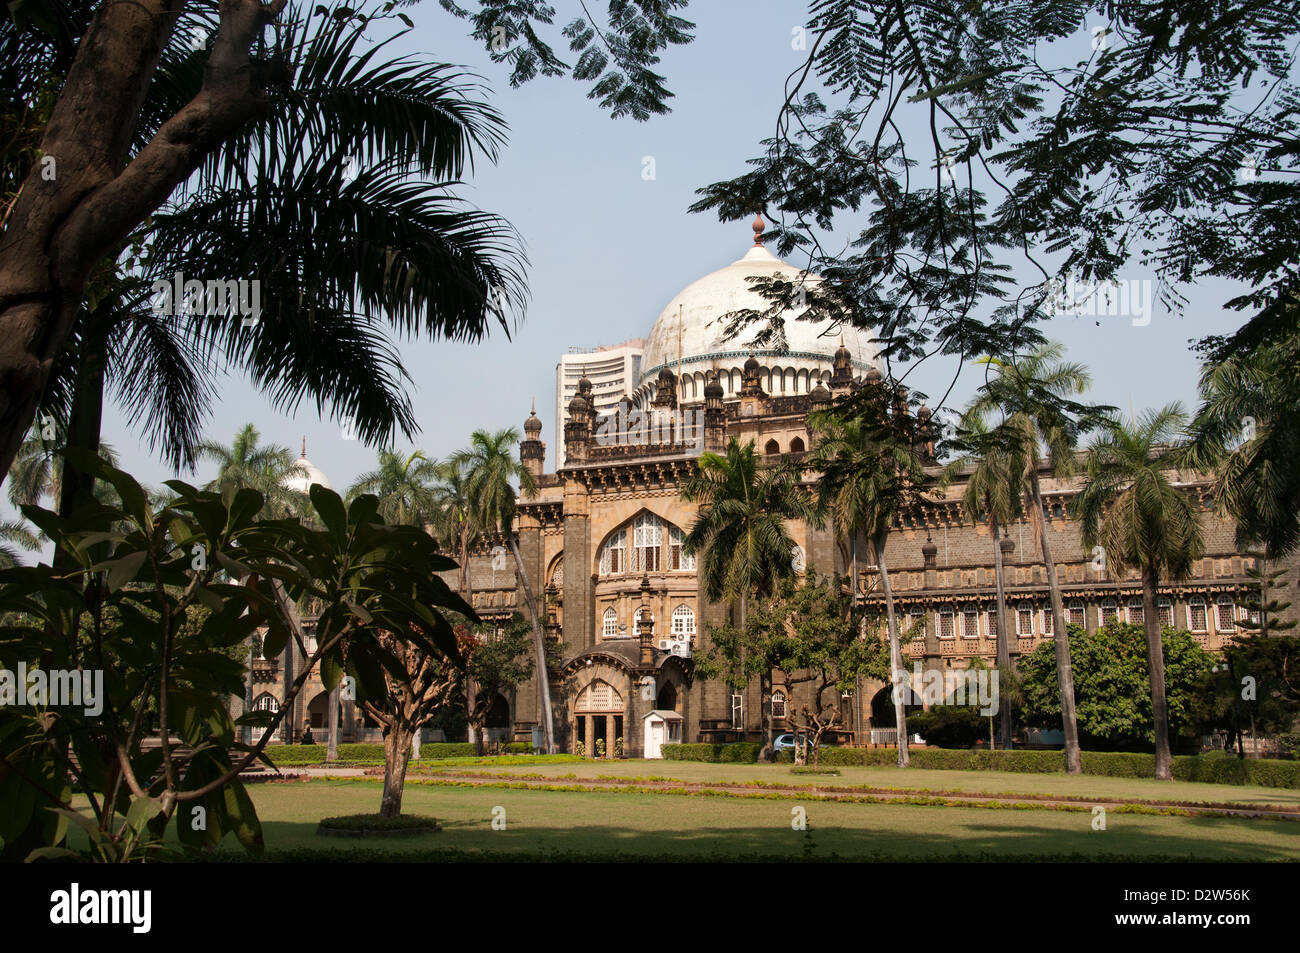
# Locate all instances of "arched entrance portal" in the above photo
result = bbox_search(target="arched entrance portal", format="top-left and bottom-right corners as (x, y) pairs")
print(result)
(575, 679), (624, 756)
(485, 693), (511, 744)
(656, 681), (677, 712)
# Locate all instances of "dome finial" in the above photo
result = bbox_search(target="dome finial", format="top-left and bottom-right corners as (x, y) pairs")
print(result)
(752, 211), (764, 246)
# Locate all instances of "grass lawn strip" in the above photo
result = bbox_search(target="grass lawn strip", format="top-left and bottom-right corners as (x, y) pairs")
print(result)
(290, 772), (1300, 821)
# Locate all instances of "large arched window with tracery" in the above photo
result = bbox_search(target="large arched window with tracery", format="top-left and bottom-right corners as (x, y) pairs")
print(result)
(632, 512), (663, 571)
(671, 604), (696, 637)
(597, 513), (695, 576)
(602, 607), (618, 638)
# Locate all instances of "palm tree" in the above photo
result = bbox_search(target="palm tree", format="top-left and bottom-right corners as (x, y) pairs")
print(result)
(0, 519), (39, 568)
(964, 342), (1102, 774)
(7, 426), (118, 511)
(809, 394), (928, 767)
(198, 424), (308, 519)
(1074, 404), (1205, 780)
(451, 427), (554, 753)
(943, 412), (1026, 750)
(1186, 335), (1300, 558)
(431, 459), (482, 602)
(25, 3), (526, 525)
(681, 437), (809, 759)
(347, 449), (441, 528)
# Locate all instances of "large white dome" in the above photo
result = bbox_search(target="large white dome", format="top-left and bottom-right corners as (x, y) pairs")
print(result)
(638, 240), (881, 402)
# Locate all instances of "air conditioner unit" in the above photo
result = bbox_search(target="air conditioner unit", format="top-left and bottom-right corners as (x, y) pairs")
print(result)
(658, 639), (673, 650)
(670, 641), (693, 658)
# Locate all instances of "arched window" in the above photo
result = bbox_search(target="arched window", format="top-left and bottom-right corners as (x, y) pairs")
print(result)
(602, 607), (618, 638)
(1016, 602), (1035, 635)
(1126, 598), (1144, 625)
(986, 605), (1000, 638)
(1158, 598), (1174, 628)
(1040, 607), (1053, 635)
(253, 693), (280, 714)
(1188, 598), (1208, 632)
(789, 436), (805, 453)
(1067, 601), (1085, 627)
(771, 690), (787, 719)
(575, 679), (624, 712)
(1100, 598), (1119, 626)
(961, 604), (980, 639)
(598, 530), (626, 575)
(1215, 596), (1237, 632)
(764, 438), (780, 455)
(671, 604), (696, 637)
(632, 512), (663, 572)
(669, 525), (695, 571)
(937, 606), (956, 640)
(790, 545), (806, 574)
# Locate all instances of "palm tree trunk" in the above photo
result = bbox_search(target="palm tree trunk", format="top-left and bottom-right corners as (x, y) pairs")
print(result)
(991, 513), (1012, 750)
(509, 536), (555, 753)
(876, 533), (909, 767)
(459, 525), (479, 750)
(327, 683), (339, 761)
(1031, 476), (1081, 774)
(1142, 566), (1173, 780)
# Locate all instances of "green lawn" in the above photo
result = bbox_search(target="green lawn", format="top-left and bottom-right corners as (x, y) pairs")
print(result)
(190, 774), (1300, 861)
(412, 757), (1300, 808)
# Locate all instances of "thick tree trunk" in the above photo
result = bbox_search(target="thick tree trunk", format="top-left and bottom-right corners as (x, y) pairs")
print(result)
(1031, 476), (1081, 774)
(876, 534), (909, 767)
(379, 724), (413, 817)
(0, 0), (289, 485)
(1142, 567), (1173, 780)
(991, 513), (1012, 750)
(54, 305), (111, 522)
(509, 537), (555, 753)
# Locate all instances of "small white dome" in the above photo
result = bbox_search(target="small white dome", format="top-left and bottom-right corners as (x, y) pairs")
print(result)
(282, 449), (331, 494)
(638, 240), (881, 401)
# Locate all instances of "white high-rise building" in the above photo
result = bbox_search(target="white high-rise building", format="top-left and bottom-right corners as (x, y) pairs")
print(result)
(554, 339), (645, 468)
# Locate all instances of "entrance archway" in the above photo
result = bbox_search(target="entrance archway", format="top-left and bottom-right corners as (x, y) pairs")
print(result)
(574, 679), (624, 756)
(656, 681), (678, 712)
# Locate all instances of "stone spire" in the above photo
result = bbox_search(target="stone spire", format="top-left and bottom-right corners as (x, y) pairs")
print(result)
(521, 400), (545, 478)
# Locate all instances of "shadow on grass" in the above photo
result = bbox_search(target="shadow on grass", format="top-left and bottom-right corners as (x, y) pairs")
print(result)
(213, 806), (1300, 863)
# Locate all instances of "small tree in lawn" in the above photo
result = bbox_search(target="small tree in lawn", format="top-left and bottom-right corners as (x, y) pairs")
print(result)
(776, 577), (889, 768)
(463, 613), (536, 755)
(353, 623), (464, 818)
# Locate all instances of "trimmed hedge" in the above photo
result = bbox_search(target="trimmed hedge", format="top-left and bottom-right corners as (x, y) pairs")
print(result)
(258, 742), (519, 764)
(661, 743), (763, 763)
(772, 746), (1300, 787)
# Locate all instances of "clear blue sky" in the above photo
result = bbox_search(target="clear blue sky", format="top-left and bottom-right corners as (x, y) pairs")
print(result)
(20, 3), (1252, 530)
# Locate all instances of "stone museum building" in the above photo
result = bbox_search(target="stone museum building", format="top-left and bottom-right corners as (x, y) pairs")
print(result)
(246, 218), (1298, 756)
